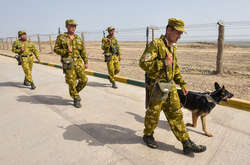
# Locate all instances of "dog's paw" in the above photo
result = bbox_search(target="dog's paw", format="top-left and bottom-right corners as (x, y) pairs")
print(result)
(186, 123), (194, 127)
(205, 133), (213, 137)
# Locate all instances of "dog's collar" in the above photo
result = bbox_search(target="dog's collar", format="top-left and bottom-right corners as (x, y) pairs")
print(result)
(205, 94), (218, 104)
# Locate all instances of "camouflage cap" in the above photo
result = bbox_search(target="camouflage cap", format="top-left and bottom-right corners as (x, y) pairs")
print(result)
(106, 26), (115, 31)
(168, 18), (186, 32)
(65, 19), (78, 26)
(18, 30), (26, 37)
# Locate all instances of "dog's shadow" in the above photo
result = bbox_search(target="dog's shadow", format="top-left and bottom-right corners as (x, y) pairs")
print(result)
(17, 95), (72, 106)
(61, 123), (190, 156)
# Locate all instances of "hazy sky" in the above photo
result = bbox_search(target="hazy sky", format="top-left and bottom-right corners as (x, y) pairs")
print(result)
(1, 0), (250, 38)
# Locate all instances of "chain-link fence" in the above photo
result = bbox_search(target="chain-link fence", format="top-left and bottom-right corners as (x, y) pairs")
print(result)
(0, 21), (249, 99)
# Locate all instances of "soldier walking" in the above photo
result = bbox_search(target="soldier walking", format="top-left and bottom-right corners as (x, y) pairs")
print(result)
(12, 31), (40, 89)
(139, 18), (206, 154)
(54, 19), (88, 108)
(101, 26), (121, 88)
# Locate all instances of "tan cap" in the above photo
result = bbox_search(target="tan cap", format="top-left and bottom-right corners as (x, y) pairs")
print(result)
(168, 18), (186, 32)
(106, 26), (115, 31)
(65, 19), (78, 26)
(18, 30), (26, 37)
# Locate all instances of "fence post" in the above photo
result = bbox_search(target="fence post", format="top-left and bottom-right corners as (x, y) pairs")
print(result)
(216, 22), (225, 74)
(152, 29), (155, 40)
(81, 32), (85, 46)
(49, 34), (54, 54)
(0, 39), (2, 49)
(37, 34), (42, 52)
(10, 38), (13, 47)
(6, 38), (9, 50)
(2, 39), (5, 50)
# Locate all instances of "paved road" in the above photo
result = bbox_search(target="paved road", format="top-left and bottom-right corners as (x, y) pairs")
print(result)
(0, 55), (250, 165)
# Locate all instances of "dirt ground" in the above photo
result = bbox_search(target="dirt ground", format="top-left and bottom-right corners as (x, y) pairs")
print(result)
(1, 41), (250, 100)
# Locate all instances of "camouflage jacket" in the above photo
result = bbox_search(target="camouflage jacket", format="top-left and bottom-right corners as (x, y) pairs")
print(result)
(12, 40), (39, 59)
(139, 35), (187, 90)
(54, 33), (88, 64)
(101, 36), (121, 57)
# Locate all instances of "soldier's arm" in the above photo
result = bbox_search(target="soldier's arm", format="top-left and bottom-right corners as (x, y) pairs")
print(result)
(139, 40), (166, 74)
(173, 56), (187, 90)
(101, 38), (110, 51)
(12, 41), (21, 54)
(54, 35), (67, 56)
(116, 39), (121, 57)
(31, 43), (39, 59)
(80, 43), (88, 64)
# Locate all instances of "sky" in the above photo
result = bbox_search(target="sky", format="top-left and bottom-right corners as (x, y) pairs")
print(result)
(1, 0), (250, 40)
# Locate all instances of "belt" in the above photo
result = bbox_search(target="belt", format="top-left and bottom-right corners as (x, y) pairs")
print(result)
(22, 54), (32, 57)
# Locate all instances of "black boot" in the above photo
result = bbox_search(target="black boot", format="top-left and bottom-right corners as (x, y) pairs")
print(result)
(143, 135), (159, 149)
(23, 78), (31, 86)
(30, 82), (36, 90)
(111, 81), (118, 89)
(182, 139), (206, 154)
(74, 97), (81, 108)
(108, 76), (112, 83)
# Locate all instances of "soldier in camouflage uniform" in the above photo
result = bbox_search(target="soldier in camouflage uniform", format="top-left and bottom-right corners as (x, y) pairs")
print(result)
(12, 31), (40, 89)
(54, 19), (88, 108)
(101, 26), (121, 88)
(139, 18), (206, 154)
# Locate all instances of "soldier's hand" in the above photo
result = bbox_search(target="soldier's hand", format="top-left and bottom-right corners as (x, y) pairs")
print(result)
(84, 64), (88, 69)
(21, 47), (24, 52)
(182, 88), (188, 96)
(68, 46), (72, 53)
(37, 59), (41, 63)
(165, 53), (173, 66)
(107, 39), (112, 44)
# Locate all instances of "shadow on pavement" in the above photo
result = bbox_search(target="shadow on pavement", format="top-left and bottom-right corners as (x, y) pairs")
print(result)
(17, 95), (72, 106)
(61, 123), (188, 156)
(186, 127), (206, 136)
(126, 112), (171, 131)
(87, 81), (111, 88)
(0, 81), (29, 89)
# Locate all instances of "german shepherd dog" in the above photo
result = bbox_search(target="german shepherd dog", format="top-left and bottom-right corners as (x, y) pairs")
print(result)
(177, 82), (234, 137)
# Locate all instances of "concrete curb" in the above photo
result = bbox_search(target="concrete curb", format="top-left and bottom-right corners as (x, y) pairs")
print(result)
(1, 53), (249, 111)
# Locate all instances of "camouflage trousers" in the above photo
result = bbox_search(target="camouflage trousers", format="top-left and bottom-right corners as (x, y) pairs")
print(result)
(107, 56), (120, 82)
(21, 56), (34, 83)
(65, 59), (88, 99)
(144, 82), (190, 142)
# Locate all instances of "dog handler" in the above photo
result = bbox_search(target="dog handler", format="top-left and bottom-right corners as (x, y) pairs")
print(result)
(139, 18), (206, 154)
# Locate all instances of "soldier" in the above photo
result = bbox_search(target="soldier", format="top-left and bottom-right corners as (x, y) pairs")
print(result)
(139, 18), (206, 154)
(12, 31), (40, 89)
(54, 19), (88, 108)
(101, 26), (121, 88)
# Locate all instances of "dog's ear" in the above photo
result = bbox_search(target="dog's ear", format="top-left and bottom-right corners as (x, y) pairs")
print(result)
(222, 85), (225, 90)
(214, 82), (221, 90)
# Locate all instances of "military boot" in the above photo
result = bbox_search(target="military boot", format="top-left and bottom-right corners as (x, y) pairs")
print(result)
(108, 76), (112, 83)
(111, 81), (118, 89)
(74, 97), (81, 108)
(182, 139), (206, 154)
(23, 78), (31, 86)
(30, 82), (36, 90)
(143, 135), (159, 149)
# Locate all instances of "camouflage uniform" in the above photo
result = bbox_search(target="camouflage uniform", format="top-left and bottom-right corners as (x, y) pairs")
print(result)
(101, 27), (121, 83)
(54, 22), (88, 100)
(139, 35), (189, 142)
(12, 31), (39, 84)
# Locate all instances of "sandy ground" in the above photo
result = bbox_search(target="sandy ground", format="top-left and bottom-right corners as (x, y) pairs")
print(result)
(1, 41), (250, 100)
